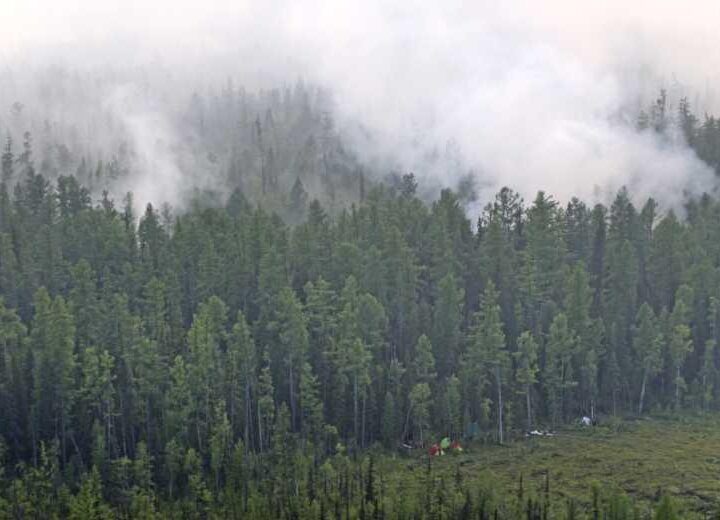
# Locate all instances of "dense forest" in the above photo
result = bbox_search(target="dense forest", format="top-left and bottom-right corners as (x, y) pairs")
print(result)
(0, 84), (719, 517)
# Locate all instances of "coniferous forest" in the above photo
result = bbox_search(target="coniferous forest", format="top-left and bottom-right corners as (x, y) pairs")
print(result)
(1, 81), (720, 518)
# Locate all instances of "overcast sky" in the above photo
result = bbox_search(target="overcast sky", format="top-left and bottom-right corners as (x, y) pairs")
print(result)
(3, 0), (718, 87)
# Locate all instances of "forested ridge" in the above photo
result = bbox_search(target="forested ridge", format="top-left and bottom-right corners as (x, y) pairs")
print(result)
(0, 78), (371, 217)
(1, 88), (720, 518)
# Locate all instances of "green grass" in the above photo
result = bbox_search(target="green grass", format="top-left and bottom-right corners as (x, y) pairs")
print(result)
(380, 415), (720, 517)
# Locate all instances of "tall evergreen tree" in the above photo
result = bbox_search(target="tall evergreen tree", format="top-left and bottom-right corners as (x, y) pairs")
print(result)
(634, 303), (663, 414)
(514, 331), (539, 430)
(468, 282), (508, 443)
(544, 313), (576, 426)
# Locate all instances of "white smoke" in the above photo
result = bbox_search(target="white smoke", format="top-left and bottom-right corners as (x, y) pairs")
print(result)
(100, 86), (183, 210)
(1, 0), (719, 210)
(280, 1), (719, 209)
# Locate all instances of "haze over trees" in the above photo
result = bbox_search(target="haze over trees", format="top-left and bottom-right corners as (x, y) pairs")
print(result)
(0, 83), (718, 516)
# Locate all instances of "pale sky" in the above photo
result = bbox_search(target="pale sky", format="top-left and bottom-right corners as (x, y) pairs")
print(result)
(2, 0), (719, 92)
(1, 0), (718, 62)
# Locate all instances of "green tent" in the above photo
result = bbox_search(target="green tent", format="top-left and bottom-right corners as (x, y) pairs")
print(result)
(440, 437), (451, 450)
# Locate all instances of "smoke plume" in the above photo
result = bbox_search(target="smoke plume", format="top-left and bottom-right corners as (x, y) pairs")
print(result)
(1, 0), (719, 210)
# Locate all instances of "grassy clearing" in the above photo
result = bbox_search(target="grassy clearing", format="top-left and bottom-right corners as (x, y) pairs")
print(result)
(380, 415), (720, 517)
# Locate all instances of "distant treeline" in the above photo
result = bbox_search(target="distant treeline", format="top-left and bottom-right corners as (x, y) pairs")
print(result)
(638, 89), (720, 175)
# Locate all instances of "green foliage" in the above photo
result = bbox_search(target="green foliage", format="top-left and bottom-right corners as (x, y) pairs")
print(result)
(654, 495), (678, 520)
(1, 162), (720, 515)
(634, 303), (663, 414)
(545, 313), (577, 425)
(68, 468), (112, 520)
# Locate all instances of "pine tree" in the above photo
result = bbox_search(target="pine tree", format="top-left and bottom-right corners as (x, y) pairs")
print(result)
(256, 353), (275, 453)
(346, 338), (371, 446)
(0, 298), (27, 456)
(468, 282), (508, 443)
(299, 361), (325, 447)
(648, 212), (685, 311)
(383, 227), (419, 362)
(225, 310), (256, 447)
(413, 335), (437, 385)
(443, 374), (463, 439)
(408, 335), (436, 444)
(69, 260), (101, 349)
(304, 277), (341, 423)
(604, 237), (638, 405)
(1, 135), (13, 185)
(78, 346), (116, 462)
(563, 263), (598, 415)
(521, 191), (565, 333)
(479, 200), (518, 339)
(186, 296), (227, 452)
(545, 313), (576, 426)
(515, 331), (539, 430)
(634, 303), (663, 414)
(68, 467), (113, 520)
(209, 400), (232, 492)
(31, 289), (76, 465)
(700, 339), (716, 412)
(408, 383), (432, 444)
(431, 273), (464, 378)
(289, 177), (309, 220)
(668, 286), (694, 410)
(271, 287), (309, 430)
(381, 390), (398, 448)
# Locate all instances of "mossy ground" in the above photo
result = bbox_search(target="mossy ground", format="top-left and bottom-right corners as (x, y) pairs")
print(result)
(379, 415), (720, 517)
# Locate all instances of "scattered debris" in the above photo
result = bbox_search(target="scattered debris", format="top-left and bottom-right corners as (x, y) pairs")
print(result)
(527, 430), (554, 437)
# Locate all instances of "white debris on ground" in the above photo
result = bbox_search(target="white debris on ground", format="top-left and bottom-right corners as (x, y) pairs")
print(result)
(527, 430), (554, 437)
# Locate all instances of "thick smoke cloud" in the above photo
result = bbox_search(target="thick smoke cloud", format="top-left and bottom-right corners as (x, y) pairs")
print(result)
(1, 0), (719, 210)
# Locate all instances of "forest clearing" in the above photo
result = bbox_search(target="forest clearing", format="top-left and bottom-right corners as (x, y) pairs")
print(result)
(380, 415), (720, 517)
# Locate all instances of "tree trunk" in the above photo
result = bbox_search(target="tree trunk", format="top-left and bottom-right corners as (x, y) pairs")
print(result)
(353, 374), (359, 442)
(560, 360), (566, 424)
(257, 405), (263, 453)
(361, 393), (366, 448)
(119, 392), (128, 457)
(60, 405), (67, 466)
(32, 417), (38, 467)
(289, 362), (296, 429)
(526, 384), (532, 431)
(638, 371), (647, 415)
(675, 366), (681, 410)
(196, 418), (202, 452)
(496, 367), (504, 444)
(60, 398), (65, 468)
(401, 404), (413, 445)
(244, 381), (251, 452)
(146, 398), (152, 452)
(612, 387), (617, 416)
